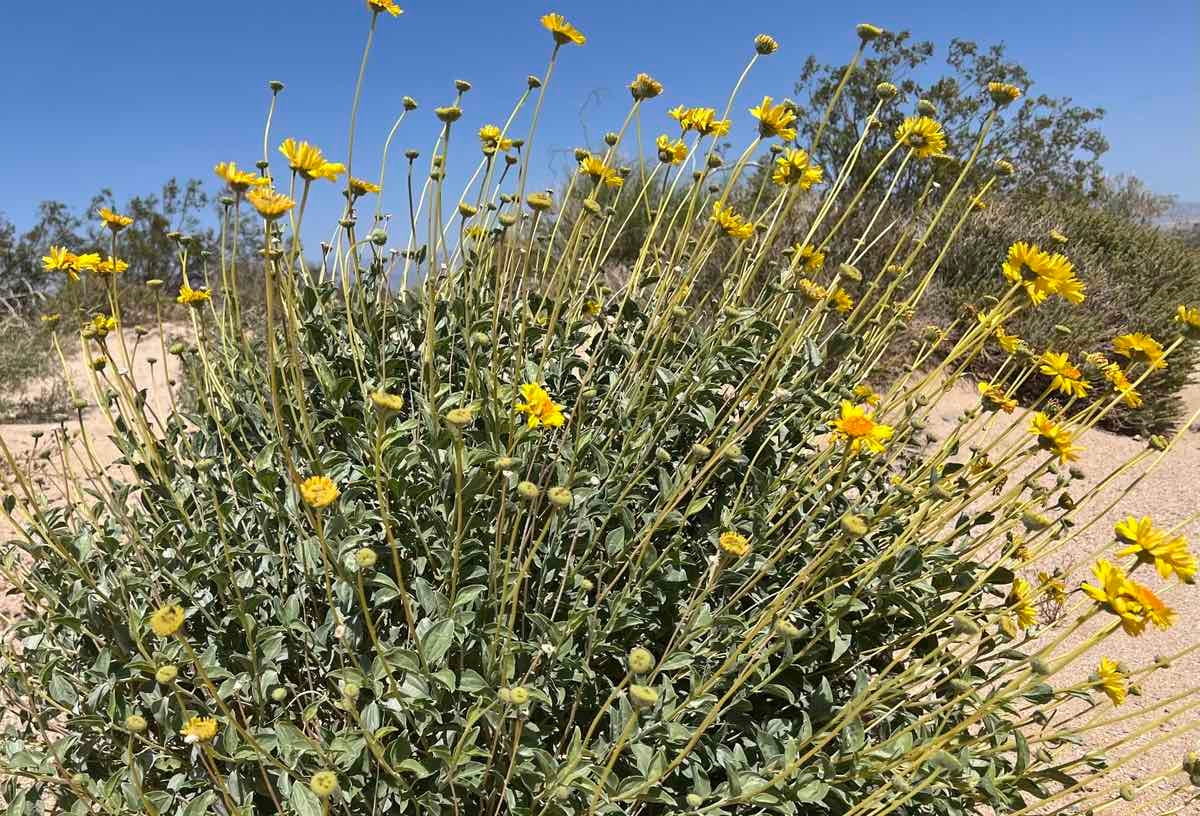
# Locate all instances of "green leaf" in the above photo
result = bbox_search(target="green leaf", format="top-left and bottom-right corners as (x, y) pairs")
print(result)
(422, 618), (456, 666)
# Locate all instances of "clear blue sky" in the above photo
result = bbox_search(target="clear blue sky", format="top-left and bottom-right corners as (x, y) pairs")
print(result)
(3, 1), (1197, 238)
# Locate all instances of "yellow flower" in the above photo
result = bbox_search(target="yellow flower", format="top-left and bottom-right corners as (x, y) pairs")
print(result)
(177, 284), (212, 306)
(1176, 304), (1200, 336)
(1039, 351), (1090, 398)
(478, 124), (514, 155)
(98, 207), (133, 232)
(180, 716), (218, 743)
(718, 531), (750, 558)
(311, 770), (339, 798)
(246, 187), (296, 220)
(1096, 657), (1126, 706)
(670, 107), (730, 137)
(894, 116), (947, 159)
(1102, 363), (1142, 408)
(711, 202), (754, 240)
(87, 314), (119, 338)
(515, 383), (565, 429)
(853, 383), (880, 406)
(367, 0), (403, 16)
(1112, 332), (1166, 371)
(796, 278), (826, 303)
(214, 162), (269, 193)
(96, 256), (129, 276)
(629, 72), (663, 101)
(299, 475), (340, 509)
(749, 96), (797, 141)
(1038, 570), (1067, 604)
(349, 177), (382, 196)
(1081, 559), (1176, 636)
(1029, 412), (1081, 463)
(832, 287), (854, 315)
(993, 326), (1021, 355)
(1001, 242), (1085, 305)
(583, 298), (602, 317)
(832, 401), (893, 454)
(149, 604), (184, 637)
(771, 148), (823, 188)
(655, 134), (687, 165)
(540, 12), (585, 46)
(42, 246), (78, 280)
(987, 81), (1022, 106)
(1007, 577), (1037, 630)
(370, 390), (405, 414)
(754, 34), (779, 55)
(279, 138), (345, 182)
(74, 253), (102, 273)
(578, 154), (623, 188)
(1115, 516), (1196, 582)
(977, 381), (1017, 413)
(793, 243), (825, 274)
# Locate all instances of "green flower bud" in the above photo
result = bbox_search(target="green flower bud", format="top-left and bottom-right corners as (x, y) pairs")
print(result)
(507, 686), (530, 705)
(629, 684), (659, 708)
(155, 665), (178, 684)
(125, 714), (148, 733)
(355, 548), (377, 570)
(517, 481), (540, 501)
(547, 486), (573, 509)
(270, 686), (289, 702)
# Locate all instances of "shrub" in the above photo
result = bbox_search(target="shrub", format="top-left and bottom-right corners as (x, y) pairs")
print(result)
(924, 194), (1200, 435)
(2, 10), (1199, 816)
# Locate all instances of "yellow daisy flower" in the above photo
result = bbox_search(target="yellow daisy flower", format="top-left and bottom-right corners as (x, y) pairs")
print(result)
(1039, 351), (1090, 398)
(177, 283), (212, 306)
(214, 162), (269, 193)
(368, 0), (403, 16)
(1029, 412), (1081, 463)
(978, 381), (1017, 413)
(1082, 559), (1176, 636)
(1095, 657), (1126, 706)
(655, 134), (687, 165)
(718, 531), (750, 558)
(349, 177), (382, 196)
(540, 12), (585, 46)
(711, 202), (754, 240)
(1115, 516), (1196, 582)
(578, 154), (623, 188)
(1112, 332), (1166, 371)
(246, 187), (296, 221)
(894, 116), (947, 159)
(98, 207), (133, 232)
(149, 604), (184, 638)
(831, 401), (893, 454)
(180, 716), (218, 743)
(749, 96), (797, 141)
(279, 138), (345, 182)
(771, 148), (823, 188)
(478, 124), (514, 155)
(515, 383), (565, 429)
(299, 475), (340, 509)
(1007, 577), (1037, 629)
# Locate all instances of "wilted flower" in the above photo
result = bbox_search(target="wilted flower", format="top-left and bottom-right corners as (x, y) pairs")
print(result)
(629, 72), (663, 100)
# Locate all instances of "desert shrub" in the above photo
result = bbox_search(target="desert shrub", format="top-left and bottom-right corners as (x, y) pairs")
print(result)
(926, 195), (1200, 435)
(2, 10), (1199, 816)
(0, 314), (70, 422)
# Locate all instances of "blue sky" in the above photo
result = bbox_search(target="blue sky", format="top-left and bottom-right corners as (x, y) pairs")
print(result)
(3, 0), (1197, 238)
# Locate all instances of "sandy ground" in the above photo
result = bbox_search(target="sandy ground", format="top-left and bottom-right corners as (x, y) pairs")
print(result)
(0, 334), (1197, 812)
(927, 373), (1200, 813)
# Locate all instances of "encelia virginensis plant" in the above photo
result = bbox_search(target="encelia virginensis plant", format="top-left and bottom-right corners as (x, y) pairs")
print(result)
(3, 6), (1200, 816)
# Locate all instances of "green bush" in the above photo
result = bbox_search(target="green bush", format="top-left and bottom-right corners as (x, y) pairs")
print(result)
(925, 195), (1200, 435)
(2, 10), (1199, 816)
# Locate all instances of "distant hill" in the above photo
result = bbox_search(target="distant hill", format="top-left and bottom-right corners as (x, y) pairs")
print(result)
(1159, 200), (1200, 227)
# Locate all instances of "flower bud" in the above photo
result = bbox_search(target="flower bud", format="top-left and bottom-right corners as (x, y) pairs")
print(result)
(355, 548), (377, 569)
(627, 646), (655, 674)
(875, 82), (898, 101)
(547, 486), (573, 509)
(754, 34), (779, 55)
(629, 684), (659, 708)
(155, 665), (178, 684)
(917, 99), (937, 116)
(517, 481), (540, 501)
(125, 714), (148, 733)
(856, 23), (884, 41)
